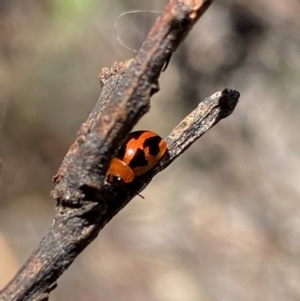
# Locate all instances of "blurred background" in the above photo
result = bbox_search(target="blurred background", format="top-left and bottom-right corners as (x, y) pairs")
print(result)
(1, 0), (300, 300)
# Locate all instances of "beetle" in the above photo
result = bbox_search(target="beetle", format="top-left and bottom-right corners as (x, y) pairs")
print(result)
(107, 130), (168, 184)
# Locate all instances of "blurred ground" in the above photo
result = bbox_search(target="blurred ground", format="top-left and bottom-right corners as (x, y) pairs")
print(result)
(1, 0), (300, 300)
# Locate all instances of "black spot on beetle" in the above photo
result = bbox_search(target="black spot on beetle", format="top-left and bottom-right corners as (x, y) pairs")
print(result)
(117, 143), (126, 160)
(143, 136), (161, 156)
(116, 131), (144, 159)
(128, 148), (148, 169)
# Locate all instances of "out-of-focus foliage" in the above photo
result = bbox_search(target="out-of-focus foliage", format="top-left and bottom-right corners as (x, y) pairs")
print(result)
(52, 0), (99, 21)
(1, 0), (300, 300)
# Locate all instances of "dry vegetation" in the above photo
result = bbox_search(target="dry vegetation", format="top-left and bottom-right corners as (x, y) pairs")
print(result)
(0, 0), (300, 300)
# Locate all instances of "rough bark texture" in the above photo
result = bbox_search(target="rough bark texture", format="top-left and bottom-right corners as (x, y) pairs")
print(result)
(0, 0), (240, 300)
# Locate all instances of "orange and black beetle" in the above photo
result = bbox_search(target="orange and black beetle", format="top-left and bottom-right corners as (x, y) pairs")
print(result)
(107, 131), (168, 184)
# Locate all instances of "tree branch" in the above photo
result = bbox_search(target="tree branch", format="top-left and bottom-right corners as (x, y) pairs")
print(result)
(0, 0), (240, 300)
